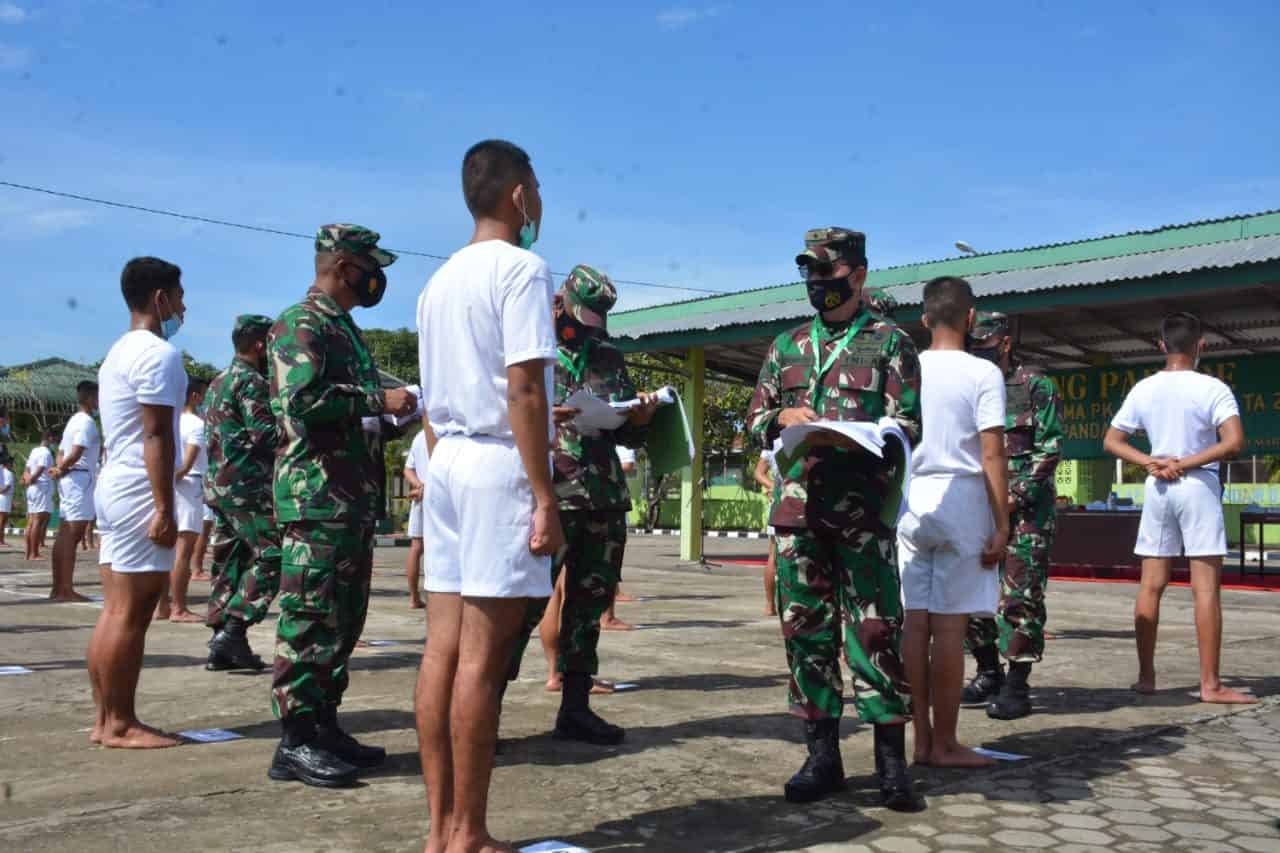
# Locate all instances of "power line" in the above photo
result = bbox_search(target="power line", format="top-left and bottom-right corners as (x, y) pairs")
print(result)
(0, 179), (732, 295)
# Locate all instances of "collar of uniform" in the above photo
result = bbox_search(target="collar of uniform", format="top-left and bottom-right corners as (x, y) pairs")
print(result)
(305, 286), (349, 319)
(814, 306), (871, 340)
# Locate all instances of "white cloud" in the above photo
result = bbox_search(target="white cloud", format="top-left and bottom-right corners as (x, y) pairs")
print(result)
(0, 42), (28, 67)
(23, 209), (96, 235)
(0, 4), (28, 24)
(656, 4), (727, 30)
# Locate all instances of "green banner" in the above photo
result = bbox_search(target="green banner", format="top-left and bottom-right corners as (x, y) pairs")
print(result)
(1048, 354), (1280, 459)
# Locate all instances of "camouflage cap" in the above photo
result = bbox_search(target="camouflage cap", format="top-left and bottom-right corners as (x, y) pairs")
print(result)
(866, 289), (898, 317)
(315, 224), (397, 268)
(796, 227), (868, 270)
(233, 314), (273, 337)
(560, 264), (617, 329)
(970, 311), (1011, 344)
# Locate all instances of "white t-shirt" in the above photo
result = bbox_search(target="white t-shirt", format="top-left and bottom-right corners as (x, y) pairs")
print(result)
(179, 412), (209, 478)
(417, 240), (557, 441)
(59, 411), (101, 476)
(1111, 370), (1240, 474)
(0, 467), (12, 496)
(405, 430), (431, 481)
(912, 350), (1006, 478)
(98, 329), (188, 473)
(26, 445), (54, 486)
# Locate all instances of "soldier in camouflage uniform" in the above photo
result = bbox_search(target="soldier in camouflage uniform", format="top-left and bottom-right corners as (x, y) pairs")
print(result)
(748, 227), (924, 811)
(203, 314), (281, 672)
(507, 265), (656, 745)
(265, 225), (417, 788)
(963, 311), (1064, 720)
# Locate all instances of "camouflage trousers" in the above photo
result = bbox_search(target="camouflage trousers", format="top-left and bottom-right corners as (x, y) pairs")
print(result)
(206, 506), (281, 630)
(510, 510), (626, 678)
(271, 520), (374, 720)
(966, 509), (1055, 663)
(776, 525), (910, 724)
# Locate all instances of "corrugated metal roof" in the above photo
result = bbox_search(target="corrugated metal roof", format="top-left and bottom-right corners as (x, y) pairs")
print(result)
(615, 234), (1280, 341)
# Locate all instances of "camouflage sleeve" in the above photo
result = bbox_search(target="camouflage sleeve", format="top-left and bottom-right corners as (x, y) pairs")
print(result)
(882, 328), (922, 447)
(608, 354), (649, 450)
(747, 337), (785, 449)
(240, 373), (278, 454)
(270, 316), (384, 425)
(1012, 373), (1064, 509)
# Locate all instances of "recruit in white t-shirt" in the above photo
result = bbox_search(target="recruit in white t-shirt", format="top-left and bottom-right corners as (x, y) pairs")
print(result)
(417, 240), (558, 441)
(98, 329), (188, 472)
(1110, 370), (1240, 473)
(406, 429), (431, 480)
(0, 467), (13, 495)
(59, 411), (102, 476)
(912, 350), (1007, 478)
(179, 411), (209, 478)
(26, 445), (54, 485)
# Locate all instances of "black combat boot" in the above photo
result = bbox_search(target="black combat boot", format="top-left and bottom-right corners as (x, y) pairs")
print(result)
(987, 662), (1033, 720)
(206, 618), (267, 671)
(783, 719), (846, 803)
(316, 703), (386, 768)
(553, 672), (625, 745)
(961, 646), (1004, 706)
(268, 715), (359, 788)
(874, 724), (925, 812)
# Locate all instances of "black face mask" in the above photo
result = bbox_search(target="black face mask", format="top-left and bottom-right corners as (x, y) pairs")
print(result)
(351, 267), (387, 308)
(969, 342), (1002, 364)
(806, 276), (856, 313)
(555, 312), (594, 345)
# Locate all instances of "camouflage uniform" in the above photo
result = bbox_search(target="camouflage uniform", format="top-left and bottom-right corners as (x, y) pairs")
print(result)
(204, 315), (282, 631)
(965, 312), (1064, 663)
(268, 225), (396, 722)
(748, 228), (922, 725)
(510, 266), (645, 678)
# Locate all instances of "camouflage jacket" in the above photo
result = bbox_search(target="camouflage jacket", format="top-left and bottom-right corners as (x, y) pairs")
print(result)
(1004, 363), (1063, 514)
(204, 357), (277, 512)
(748, 308), (922, 531)
(268, 288), (386, 524)
(554, 339), (646, 512)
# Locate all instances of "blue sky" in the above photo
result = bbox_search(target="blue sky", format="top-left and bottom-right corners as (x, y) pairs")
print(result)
(2, 0), (1278, 367)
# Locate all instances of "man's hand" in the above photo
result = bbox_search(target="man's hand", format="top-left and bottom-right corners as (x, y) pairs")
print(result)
(529, 502), (565, 556)
(981, 527), (1010, 568)
(408, 484), (424, 502)
(147, 510), (178, 549)
(778, 407), (820, 428)
(552, 406), (580, 425)
(1006, 494), (1018, 514)
(1146, 456), (1181, 481)
(48, 467), (63, 480)
(626, 392), (660, 426)
(383, 387), (417, 417)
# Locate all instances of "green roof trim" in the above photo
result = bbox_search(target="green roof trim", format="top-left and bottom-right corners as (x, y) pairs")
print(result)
(610, 209), (1280, 335)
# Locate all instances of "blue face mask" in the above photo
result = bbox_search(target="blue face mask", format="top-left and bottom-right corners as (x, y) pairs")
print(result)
(158, 292), (183, 341)
(518, 195), (539, 250)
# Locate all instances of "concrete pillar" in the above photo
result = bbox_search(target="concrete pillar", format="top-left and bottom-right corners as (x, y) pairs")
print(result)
(680, 346), (706, 562)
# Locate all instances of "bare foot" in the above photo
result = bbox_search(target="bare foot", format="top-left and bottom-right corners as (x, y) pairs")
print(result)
(169, 609), (204, 623)
(1199, 685), (1258, 704)
(154, 602), (171, 621)
(544, 674), (563, 693)
(410, 598), (425, 610)
(1131, 676), (1156, 695)
(929, 744), (996, 768)
(191, 571), (210, 581)
(764, 607), (777, 617)
(614, 592), (639, 603)
(89, 726), (102, 744)
(601, 617), (635, 632)
(912, 731), (932, 766)
(99, 723), (182, 749)
(445, 833), (514, 853)
(49, 591), (91, 603)
(591, 679), (615, 695)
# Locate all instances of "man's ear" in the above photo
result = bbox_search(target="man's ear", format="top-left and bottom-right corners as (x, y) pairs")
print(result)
(966, 307), (976, 333)
(851, 266), (868, 288)
(1158, 340), (1168, 356)
(921, 313), (933, 331)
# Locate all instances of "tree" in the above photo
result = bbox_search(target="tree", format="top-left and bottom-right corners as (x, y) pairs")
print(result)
(364, 327), (419, 385)
(182, 351), (220, 382)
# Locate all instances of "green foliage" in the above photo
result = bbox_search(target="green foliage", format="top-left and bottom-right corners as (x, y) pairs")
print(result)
(364, 327), (419, 385)
(182, 351), (220, 382)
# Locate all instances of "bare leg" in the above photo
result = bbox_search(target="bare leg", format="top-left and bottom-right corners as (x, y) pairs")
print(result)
(600, 583), (634, 632)
(0, 511), (7, 545)
(540, 572), (565, 692)
(1188, 557), (1257, 704)
(418, 593), (462, 853)
(407, 538), (425, 609)
(445, 597), (526, 853)
(764, 538), (778, 616)
(902, 609), (932, 764)
(1133, 558), (1170, 694)
(89, 566), (113, 743)
(153, 572), (171, 621)
(88, 570), (181, 748)
(36, 514), (50, 559)
(50, 520), (90, 602)
(928, 613), (994, 768)
(191, 521), (211, 579)
(168, 531), (202, 622)
(614, 584), (637, 603)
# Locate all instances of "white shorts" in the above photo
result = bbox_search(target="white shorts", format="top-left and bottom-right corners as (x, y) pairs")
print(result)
(424, 434), (552, 598)
(898, 475), (998, 615)
(95, 468), (175, 574)
(25, 483), (53, 515)
(408, 499), (424, 538)
(175, 476), (205, 533)
(203, 503), (215, 523)
(1136, 469), (1227, 558)
(57, 471), (96, 522)
(0, 494), (11, 513)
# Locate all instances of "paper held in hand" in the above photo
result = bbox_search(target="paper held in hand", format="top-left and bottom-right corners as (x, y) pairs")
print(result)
(563, 385), (678, 435)
(773, 416), (914, 526)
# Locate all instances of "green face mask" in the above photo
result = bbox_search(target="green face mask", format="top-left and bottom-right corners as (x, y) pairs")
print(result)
(518, 196), (539, 250)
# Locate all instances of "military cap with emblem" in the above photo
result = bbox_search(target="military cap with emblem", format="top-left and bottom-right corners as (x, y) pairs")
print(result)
(795, 226), (868, 270)
(560, 264), (617, 330)
(315, 224), (398, 268)
(970, 311), (1011, 344)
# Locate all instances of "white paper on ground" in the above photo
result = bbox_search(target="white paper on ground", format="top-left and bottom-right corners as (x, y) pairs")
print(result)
(0, 665), (33, 675)
(973, 747), (1029, 761)
(179, 728), (244, 743)
(520, 842), (590, 853)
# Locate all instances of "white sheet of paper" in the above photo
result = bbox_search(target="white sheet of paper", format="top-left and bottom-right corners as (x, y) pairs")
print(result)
(520, 842), (590, 853)
(179, 728), (244, 743)
(0, 666), (33, 675)
(563, 389), (627, 435)
(775, 416), (907, 460)
(973, 747), (1029, 761)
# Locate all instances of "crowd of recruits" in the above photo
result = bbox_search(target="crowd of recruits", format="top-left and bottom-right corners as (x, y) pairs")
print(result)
(52, 134), (1253, 853)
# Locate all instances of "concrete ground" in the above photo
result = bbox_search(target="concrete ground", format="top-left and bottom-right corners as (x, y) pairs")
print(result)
(1, 535), (1279, 853)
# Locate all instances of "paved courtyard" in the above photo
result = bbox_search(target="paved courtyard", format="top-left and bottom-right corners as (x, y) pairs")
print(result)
(2, 535), (1279, 852)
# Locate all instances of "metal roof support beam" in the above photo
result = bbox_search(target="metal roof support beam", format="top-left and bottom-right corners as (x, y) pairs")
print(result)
(680, 346), (705, 562)
(1080, 309), (1161, 351)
